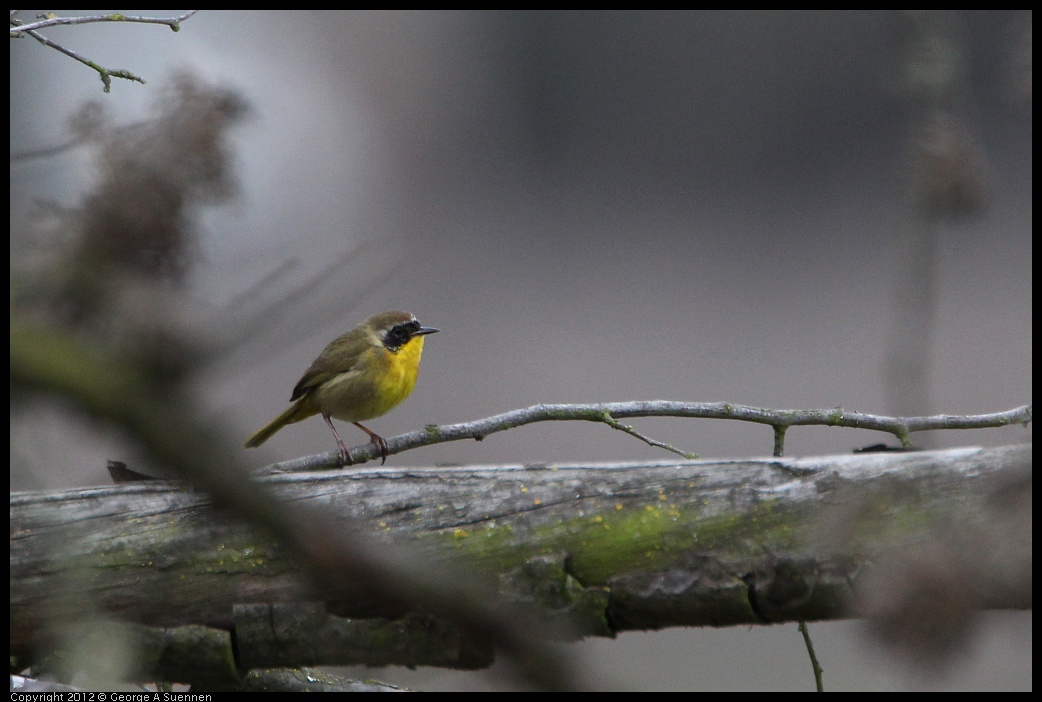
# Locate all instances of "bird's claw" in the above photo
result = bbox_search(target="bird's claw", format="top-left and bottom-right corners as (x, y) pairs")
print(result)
(372, 436), (389, 465)
(336, 439), (351, 466)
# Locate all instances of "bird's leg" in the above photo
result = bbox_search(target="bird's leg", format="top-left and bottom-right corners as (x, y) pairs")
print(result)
(353, 422), (389, 465)
(322, 414), (351, 465)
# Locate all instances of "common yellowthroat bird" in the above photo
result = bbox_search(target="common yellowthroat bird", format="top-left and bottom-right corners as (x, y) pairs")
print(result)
(244, 310), (438, 464)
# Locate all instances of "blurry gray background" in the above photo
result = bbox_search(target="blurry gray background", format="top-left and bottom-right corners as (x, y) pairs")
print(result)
(10, 10), (1031, 691)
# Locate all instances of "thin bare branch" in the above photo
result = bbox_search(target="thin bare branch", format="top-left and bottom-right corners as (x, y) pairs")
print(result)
(10, 11), (199, 35)
(266, 401), (1032, 471)
(595, 410), (698, 459)
(799, 621), (825, 692)
(10, 11), (200, 92)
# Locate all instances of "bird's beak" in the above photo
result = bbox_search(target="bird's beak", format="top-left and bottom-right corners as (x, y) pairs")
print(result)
(415, 326), (439, 337)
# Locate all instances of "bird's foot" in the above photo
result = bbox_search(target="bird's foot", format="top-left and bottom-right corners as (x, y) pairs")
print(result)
(336, 439), (351, 466)
(371, 435), (389, 465)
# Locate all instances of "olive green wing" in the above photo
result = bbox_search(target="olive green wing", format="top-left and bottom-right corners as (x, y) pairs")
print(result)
(290, 330), (372, 401)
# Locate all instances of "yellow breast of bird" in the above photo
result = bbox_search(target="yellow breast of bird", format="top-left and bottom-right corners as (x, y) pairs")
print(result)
(311, 336), (426, 423)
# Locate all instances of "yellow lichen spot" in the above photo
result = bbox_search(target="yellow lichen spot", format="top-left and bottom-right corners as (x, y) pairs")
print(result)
(615, 503), (624, 511)
(534, 498), (542, 506)
(520, 485), (529, 493)
(594, 515), (603, 523)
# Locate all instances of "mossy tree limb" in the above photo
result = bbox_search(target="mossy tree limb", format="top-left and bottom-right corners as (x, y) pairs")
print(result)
(10, 443), (1030, 684)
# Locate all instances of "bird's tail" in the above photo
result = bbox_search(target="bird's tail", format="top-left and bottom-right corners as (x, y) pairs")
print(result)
(244, 398), (315, 448)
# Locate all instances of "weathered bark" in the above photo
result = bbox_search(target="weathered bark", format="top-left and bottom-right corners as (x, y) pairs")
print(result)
(10, 444), (1031, 683)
